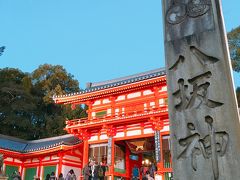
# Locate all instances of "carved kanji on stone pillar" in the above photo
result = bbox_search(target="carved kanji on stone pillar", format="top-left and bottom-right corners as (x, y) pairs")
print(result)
(162, 0), (240, 179)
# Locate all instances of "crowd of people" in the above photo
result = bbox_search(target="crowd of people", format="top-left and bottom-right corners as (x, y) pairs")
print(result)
(10, 162), (156, 180)
(45, 170), (77, 180)
(82, 161), (106, 180)
(11, 171), (21, 180)
(132, 163), (157, 180)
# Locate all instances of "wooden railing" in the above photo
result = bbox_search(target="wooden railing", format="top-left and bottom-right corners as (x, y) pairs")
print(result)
(65, 105), (168, 128)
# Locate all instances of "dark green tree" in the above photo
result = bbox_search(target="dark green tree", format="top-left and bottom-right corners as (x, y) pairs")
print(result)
(236, 87), (240, 107)
(31, 64), (86, 138)
(0, 65), (87, 139)
(228, 26), (240, 72)
(31, 64), (80, 104)
(227, 26), (240, 107)
(0, 68), (38, 139)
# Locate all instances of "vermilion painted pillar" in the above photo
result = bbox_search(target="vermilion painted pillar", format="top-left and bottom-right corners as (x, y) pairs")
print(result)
(20, 161), (24, 177)
(153, 87), (160, 109)
(82, 140), (89, 168)
(125, 146), (130, 179)
(110, 138), (115, 180)
(110, 96), (116, 117)
(87, 101), (93, 121)
(38, 157), (43, 178)
(58, 152), (63, 175)
(139, 154), (143, 180)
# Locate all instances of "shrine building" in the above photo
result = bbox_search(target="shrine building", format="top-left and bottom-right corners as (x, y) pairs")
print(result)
(0, 68), (173, 180)
(0, 134), (82, 180)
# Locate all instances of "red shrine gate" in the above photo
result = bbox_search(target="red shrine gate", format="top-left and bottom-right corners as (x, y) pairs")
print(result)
(53, 68), (173, 180)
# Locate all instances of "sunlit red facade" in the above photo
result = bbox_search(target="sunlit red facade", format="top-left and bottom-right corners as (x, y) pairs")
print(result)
(0, 68), (173, 180)
(53, 68), (173, 179)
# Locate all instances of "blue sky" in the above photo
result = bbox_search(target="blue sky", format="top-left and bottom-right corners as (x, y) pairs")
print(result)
(0, 0), (239, 89)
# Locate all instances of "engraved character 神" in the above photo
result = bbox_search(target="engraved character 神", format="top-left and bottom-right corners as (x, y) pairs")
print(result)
(178, 116), (229, 180)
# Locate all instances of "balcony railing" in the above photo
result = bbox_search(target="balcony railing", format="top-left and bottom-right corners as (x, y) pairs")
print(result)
(65, 105), (168, 128)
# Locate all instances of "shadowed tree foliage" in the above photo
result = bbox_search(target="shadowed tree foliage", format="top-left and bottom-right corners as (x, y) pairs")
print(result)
(228, 26), (240, 107)
(0, 65), (87, 140)
(0, 46), (5, 56)
(228, 26), (240, 72)
(236, 87), (240, 107)
(0, 68), (38, 139)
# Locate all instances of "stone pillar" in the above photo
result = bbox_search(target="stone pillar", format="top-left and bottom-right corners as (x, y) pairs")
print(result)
(105, 125), (116, 180)
(162, 0), (240, 179)
(107, 136), (114, 179)
(150, 117), (164, 178)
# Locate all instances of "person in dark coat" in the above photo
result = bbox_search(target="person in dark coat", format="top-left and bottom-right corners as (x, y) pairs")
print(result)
(98, 162), (106, 180)
(93, 161), (100, 180)
(45, 174), (50, 180)
(83, 162), (92, 180)
(58, 173), (64, 180)
(49, 172), (57, 180)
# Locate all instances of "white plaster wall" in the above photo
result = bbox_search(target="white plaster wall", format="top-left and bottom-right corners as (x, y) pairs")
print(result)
(115, 132), (124, 138)
(52, 155), (59, 160)
(25, 159), (31, 163)
(143, 90), (153, 95)
(102, 99), (110, 104)
(5, 157), (13, 161)
(150, 102), (155, 106)
(107, 109), (111, 115)
(93, 100), (101, 106)
(144, 128), (154, 134)
(61, 165), (81, 180)
(43, 156), (50, 161)
(32, 158), (39, 162)
(160, 86), (167, 91)
(99, 134), (107, 140)
(89, 135), (98, 141)
(14, 159), (22, 163)
(92, 112), (96, 118)
(127, 92), (141, 99)
(116, 95), (125, 101)
(161, 125), (170, 132)
(126, 130), (141, 136)
(159, 99), (165, 106)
